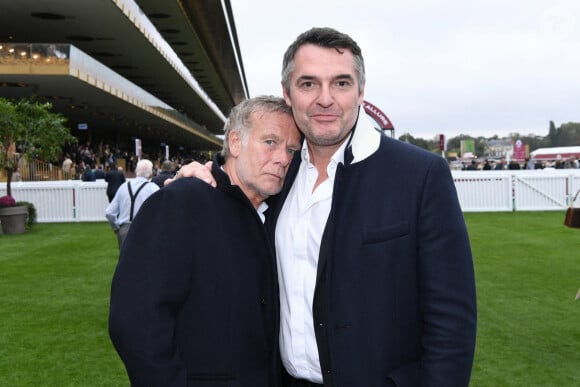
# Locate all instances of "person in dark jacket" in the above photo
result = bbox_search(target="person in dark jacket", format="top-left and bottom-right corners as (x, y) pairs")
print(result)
(151, 159), (174, 188)
(108, 96), (301, 386)
(271, 27), (476, 387)
(104, 165), (126, 202)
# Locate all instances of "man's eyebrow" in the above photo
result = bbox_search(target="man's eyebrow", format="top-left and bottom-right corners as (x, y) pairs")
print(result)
(295, 75), (316, 82)
(295, 74), (354, 82)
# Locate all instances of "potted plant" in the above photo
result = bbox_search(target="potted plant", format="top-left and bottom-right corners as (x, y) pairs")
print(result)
(0, 194), (28, 234)
(0, 97), (76, 232)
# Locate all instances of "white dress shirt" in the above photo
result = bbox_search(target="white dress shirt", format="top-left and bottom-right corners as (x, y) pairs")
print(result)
(256, 201), (268, 223)
(276, 139), (348, 383)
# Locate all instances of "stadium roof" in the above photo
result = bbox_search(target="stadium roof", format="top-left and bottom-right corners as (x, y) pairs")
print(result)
(0, 0), (248, 152)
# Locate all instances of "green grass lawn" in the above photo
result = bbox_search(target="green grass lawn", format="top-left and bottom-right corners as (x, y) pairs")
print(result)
(0, 222), (127, 386)
(1, 213), (579, 386)
(466, 212), (580, 386)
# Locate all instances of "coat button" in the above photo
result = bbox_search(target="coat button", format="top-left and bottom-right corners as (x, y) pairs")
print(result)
(260, 298), (267, 305)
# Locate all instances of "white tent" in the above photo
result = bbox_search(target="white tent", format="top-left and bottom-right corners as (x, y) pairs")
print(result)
(530, 146), (580, 160)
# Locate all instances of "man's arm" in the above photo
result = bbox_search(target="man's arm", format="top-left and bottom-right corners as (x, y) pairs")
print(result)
(108, 189), (193, 385)
(105, 194), (120, 231)
(416, 156), (477, 386)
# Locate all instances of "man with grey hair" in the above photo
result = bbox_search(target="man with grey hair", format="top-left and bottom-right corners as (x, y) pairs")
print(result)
(151, 159), (175, 188)
(109, 96), (301, 386)
(105, 158), (158, 249)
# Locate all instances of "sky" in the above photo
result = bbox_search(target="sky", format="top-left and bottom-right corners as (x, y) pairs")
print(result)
(229, 0), (580, 140)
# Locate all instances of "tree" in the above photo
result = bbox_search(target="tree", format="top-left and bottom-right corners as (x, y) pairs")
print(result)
(398, 133), (436, 152)
(548, 121), (557, 145)
(0, 97), (77, 197)
(554, 122), (580, 146)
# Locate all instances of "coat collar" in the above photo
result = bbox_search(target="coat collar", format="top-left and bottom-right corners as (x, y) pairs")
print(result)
(346, 105), (382, 165)
(212, 152), (231, 189)
(212, 153), (268, 218)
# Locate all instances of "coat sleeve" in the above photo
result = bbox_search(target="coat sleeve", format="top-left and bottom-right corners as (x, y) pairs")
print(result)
(108, 187), (196, 386)
(416, 156), (477, 386)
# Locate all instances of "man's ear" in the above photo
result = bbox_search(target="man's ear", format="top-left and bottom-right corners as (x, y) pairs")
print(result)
(357, 86), (365, 105)
(282, 85), (292, 107)
(229, 130), (242, 157)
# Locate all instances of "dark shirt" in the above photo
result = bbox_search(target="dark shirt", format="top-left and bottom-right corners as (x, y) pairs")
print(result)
(82, 169), (96, 182)
(93, 169), (106, 179)
(151, 171), (174, 188)
(105, 170), (126, 202)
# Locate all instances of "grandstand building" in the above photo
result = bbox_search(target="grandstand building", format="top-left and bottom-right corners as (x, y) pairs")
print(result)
(0, 0), (247, 156)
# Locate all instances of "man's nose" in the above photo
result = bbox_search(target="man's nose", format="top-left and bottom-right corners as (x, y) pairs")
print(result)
(316, 84), (334, 106)
(274, 146), (292, 167)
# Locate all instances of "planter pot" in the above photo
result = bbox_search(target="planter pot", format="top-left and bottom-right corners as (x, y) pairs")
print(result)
(0, 206), (28, 234)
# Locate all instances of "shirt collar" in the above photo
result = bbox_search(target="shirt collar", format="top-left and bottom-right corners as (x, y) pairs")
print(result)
(300, 138), (346, 164)
(300, 132), (349, 184)
(256, 201), (268, 223)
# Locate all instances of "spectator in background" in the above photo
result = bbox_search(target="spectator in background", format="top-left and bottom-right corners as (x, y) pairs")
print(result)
(508, 159), (521, 170)
(62, 155), (73, 179)
(81, 161), (96, 181)
(105, 165), (126, 202)
(466, 160), (479, 170)
(494, 158), (506, 170)
(12, 167), (22, 182)
(151, 160), (174, 188)
(93, 165), (105, 180)
(105, 159), (158, 249)
(525, 157), (535, 170)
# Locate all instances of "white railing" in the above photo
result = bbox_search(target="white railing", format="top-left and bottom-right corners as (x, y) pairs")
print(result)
(451, 169), (580, 212)
(2, 170), (580, 223)
(1, 180), (109, 223)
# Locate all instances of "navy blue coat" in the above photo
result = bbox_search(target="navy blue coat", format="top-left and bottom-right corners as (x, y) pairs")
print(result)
(109, 160), (279, 386)
(267, 112), (477, 386)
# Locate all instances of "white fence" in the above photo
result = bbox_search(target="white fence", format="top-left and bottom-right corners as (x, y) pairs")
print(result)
(1, 180), (110, 223)
(451, 170), (580, 212)
(2, 170), (580, 223)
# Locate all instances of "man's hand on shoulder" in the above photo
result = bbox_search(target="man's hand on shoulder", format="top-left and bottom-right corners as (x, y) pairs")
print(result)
(164, 161), (216, 187)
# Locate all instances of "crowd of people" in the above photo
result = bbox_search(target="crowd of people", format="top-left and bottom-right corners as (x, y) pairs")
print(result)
(457, 157), (579, 171)
(60, 141), (211, 183)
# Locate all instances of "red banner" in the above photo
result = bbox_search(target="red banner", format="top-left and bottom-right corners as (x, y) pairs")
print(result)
(513, 139), (526, 160)
(362, 100), (394, 130)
